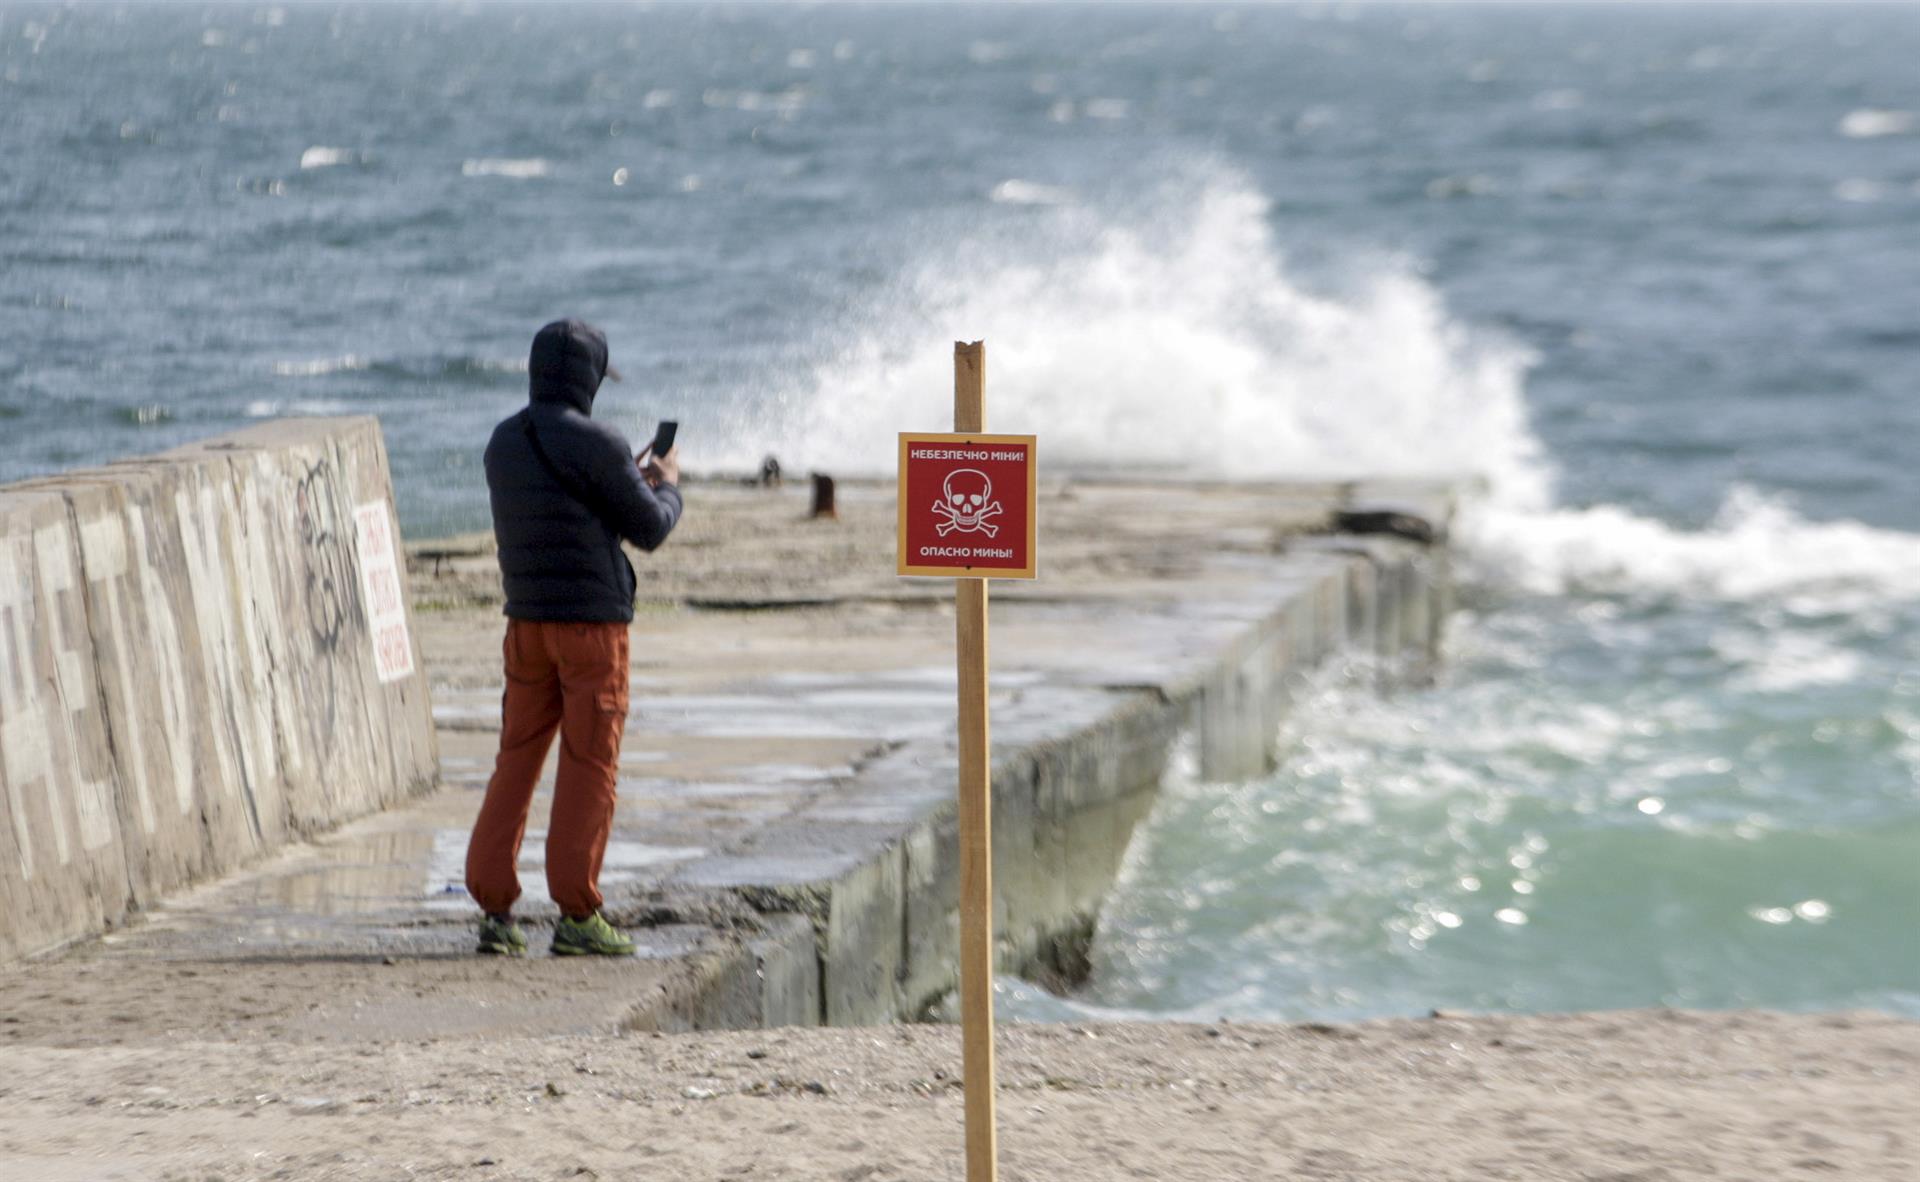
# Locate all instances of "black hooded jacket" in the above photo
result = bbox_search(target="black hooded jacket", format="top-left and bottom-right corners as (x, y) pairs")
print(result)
(483, 320), (681, 623)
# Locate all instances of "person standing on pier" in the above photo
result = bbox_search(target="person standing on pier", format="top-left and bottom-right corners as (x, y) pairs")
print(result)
(464, 319), (682, 956)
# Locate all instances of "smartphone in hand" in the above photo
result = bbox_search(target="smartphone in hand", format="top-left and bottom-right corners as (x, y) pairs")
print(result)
(650, 420), (678, 459)
(638, 419), (677, 461)
(638, 420), (680, 488)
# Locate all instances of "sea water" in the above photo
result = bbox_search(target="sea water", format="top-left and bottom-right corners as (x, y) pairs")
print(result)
(4, 2), (1917, 1019)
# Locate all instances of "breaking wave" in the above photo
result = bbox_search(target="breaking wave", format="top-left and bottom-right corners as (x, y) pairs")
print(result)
(736, 176), (1547, 506)
(732, 170), (1920, 607)
(1467, 490), (1920, 606)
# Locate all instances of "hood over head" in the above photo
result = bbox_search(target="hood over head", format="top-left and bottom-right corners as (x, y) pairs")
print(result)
(528, 319), (618, 413)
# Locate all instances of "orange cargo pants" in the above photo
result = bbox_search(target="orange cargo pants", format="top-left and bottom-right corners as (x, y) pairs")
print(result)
(464, 620), (629, 920)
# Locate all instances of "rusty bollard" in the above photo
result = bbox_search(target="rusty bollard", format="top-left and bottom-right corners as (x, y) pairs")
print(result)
(810, 473), (838, 520)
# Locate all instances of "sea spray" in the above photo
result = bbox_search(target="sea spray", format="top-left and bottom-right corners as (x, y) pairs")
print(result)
(1466, 489), (1920, 607)
(739, 172), (1920, 614)
(719, 176), (1549, 512)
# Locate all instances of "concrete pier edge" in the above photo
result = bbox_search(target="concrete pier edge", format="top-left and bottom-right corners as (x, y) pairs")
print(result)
(0, 417), (438, 962)
(638, 503), (1451, 1030)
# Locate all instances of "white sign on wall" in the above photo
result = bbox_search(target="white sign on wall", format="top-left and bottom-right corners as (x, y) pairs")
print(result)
(352, 501), (415, 684)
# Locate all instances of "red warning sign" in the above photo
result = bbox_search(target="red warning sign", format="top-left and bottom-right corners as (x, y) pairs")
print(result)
(897, 433), (1037, 579)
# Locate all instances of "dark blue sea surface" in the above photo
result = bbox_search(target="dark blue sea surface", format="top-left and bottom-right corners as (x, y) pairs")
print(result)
(5, 2), (1918, 1020)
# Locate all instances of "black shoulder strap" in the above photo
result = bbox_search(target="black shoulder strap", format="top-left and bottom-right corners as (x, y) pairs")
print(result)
(521, 410), (614, 526)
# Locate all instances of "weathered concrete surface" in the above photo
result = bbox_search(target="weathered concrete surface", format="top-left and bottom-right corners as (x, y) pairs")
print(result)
(1, 477), (1450, 1042)
(0, 490), (130, 962)
(0, 417), (436, 961)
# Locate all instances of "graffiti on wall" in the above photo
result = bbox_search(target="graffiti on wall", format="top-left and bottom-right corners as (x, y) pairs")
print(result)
(295, 458), (354, 655)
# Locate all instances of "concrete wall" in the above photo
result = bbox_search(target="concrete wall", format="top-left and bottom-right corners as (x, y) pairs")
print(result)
(0, 417), (437, 961)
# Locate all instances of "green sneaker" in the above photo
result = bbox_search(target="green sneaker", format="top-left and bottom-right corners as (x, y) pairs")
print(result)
(552, 912), (636, 957)
(476, 913), (528, 957)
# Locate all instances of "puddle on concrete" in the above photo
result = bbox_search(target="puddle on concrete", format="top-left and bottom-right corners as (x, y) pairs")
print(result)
(633, 692), (953, 740)
(159, 827), (708, 921)
(758, 667), (1042, 692)
(757, 667), (953, 691)
(633, 780), (799, 800)
(432, 695), (499, 726)
(730, 762), (853, 784)
(423, 830), (705, 910)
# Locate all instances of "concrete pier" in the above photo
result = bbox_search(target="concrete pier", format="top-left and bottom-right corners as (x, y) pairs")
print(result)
(1, 471), (1450, 1038)
(0, 418), (437, 961)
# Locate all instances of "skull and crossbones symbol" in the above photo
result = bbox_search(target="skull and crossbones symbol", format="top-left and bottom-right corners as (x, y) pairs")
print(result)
(933, 469), (1002, 537)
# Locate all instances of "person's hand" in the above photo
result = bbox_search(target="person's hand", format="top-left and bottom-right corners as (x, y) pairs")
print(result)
(643, 446), (680, 489)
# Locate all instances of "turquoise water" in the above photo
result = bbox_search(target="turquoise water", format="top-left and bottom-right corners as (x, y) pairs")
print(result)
(5, 3), (1918, 1018)
(1010, 592), (1920, 1022)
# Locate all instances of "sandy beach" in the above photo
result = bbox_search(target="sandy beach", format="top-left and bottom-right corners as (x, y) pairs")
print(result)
(1, 1010), (1913, 1181)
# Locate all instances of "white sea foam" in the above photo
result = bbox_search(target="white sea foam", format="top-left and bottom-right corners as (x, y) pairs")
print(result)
(1838, 108), (1917, 139)
(1716, 627), (1864, 693)
(461, 157), (549, 179)
(245, 398), (355, 418)
(271, 355), (368, 377)
(298, 146), (355, 170)
(989, 179), (1075, 206)
(455, 356), (529, 375)
(701, 89), (806, 115)
(1833, 178), (1888, 204)
(733, 176), (1546, 508)
(734, 170), (1920, 607)
(1465, 487), (1920, 604)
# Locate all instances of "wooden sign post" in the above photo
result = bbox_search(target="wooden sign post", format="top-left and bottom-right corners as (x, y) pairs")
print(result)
(897, 341), (1038, 1182)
